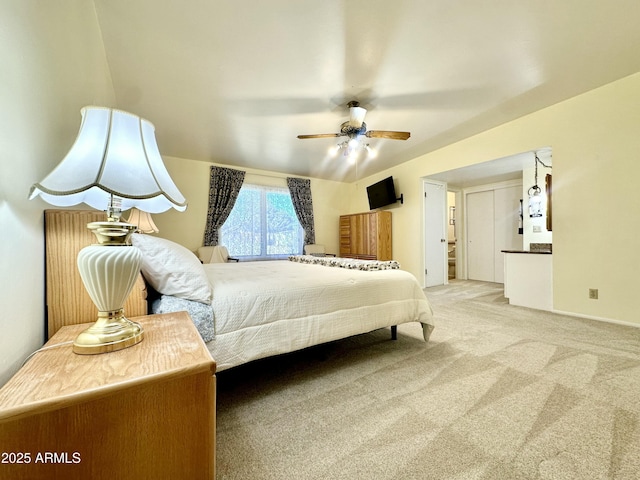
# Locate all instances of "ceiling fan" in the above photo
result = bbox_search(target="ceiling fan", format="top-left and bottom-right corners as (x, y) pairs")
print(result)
(297, 100), (411, 143)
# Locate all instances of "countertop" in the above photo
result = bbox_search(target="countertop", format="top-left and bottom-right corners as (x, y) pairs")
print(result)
(501, 250), (552, 254)
(502, 242), (552, 254)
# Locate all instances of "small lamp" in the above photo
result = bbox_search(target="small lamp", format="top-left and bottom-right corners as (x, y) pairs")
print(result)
(528, 152), (551, 218)
(125, 208), (160, 234)
(528, 185), (543, 217)
(30, 106), (187, 354)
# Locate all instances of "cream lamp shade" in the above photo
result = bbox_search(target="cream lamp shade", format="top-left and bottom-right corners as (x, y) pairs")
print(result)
(29, 106), (186, 213)
(30, 106), (187, 354)
(125, 208), (160, 234)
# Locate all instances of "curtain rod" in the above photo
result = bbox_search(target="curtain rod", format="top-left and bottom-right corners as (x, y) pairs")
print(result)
(211, 164), (308, 181)
(245, 172), (308, 181)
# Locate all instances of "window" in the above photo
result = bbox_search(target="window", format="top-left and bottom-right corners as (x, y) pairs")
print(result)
(220, 184), (304, 260)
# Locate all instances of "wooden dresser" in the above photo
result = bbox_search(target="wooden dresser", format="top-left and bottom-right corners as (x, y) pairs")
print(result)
(0, 312), (216, 480)
(339, 211), (392, 260)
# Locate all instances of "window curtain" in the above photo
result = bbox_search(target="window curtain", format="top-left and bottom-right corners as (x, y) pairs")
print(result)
(286, 177), (315, 245)
(203, 166), (246, 246)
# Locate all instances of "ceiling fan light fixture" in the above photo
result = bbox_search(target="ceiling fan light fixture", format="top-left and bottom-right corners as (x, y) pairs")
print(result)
(348, 105), (367, 128)
(297, 100), (410, 165)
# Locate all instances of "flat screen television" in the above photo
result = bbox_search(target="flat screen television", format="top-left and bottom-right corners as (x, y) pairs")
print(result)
(366, 176), (397, 210)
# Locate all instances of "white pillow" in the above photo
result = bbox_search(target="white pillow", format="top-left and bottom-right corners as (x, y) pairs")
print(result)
(131, 234), (213, 305)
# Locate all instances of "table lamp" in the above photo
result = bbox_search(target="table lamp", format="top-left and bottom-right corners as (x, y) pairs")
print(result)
(125, 208), (160, 234)
(30, 106), (187, 354)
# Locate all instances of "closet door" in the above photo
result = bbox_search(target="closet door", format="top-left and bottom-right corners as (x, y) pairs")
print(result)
(466, 190), (495, 281)
(494, 185), (522, 282)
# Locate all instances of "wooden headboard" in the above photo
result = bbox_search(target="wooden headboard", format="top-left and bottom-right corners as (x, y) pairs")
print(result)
(44, 209), (148, 339)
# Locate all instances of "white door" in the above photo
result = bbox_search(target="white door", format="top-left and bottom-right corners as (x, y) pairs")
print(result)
(423, 181), (447, 287)
(493, 185), (523, 282)
(467, 190), (495, 281)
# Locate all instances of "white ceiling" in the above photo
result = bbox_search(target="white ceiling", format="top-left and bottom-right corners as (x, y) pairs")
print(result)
(426, 147), (552, 189)
(93, 0), (640, 182)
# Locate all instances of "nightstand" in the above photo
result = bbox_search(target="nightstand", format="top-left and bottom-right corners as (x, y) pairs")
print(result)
(0, 311), (216, 480)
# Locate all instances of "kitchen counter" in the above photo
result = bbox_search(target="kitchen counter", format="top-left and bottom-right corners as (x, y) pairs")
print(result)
(501, 249), (552, 254)
(503, 249), (553, 311)
(501, 242), (552, 255)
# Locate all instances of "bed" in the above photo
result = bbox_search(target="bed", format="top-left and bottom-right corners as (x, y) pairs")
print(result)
(130, 234), (434, 371)
(44, 210), (434, 372)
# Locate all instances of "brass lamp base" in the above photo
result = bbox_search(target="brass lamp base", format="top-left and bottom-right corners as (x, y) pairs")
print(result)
(73, 309), (144, 355)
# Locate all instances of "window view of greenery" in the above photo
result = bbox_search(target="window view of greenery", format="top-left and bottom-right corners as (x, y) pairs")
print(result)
(220, 184), (303, 259)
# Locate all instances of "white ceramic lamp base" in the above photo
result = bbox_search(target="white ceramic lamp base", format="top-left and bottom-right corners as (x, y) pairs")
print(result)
(74, 243), (144, 354)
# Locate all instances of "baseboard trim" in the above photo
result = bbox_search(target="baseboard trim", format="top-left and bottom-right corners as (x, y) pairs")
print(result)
(552, 309), (639, 329)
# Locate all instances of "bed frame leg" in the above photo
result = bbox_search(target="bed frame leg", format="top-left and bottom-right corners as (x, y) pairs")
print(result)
(391, 325), (397, 340)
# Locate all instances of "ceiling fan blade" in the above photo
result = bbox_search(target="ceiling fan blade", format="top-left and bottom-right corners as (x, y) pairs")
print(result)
(365, 130), (411, 140)
(297, 133), (343, 139)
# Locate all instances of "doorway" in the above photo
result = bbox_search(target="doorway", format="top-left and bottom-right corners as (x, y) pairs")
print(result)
(424, 148), (549, 287)
(447, 191), (457, 280)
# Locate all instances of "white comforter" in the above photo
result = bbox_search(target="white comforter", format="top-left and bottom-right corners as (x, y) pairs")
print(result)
(203, 260), (434, 371)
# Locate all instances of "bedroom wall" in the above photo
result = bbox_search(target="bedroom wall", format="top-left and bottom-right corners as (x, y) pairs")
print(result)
(154, 156), (351, 255)
(0, 0), (116, 385)
(351, 72), (640, 327)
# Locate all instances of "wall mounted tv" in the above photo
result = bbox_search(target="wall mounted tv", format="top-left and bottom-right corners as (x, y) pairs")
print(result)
(366, 176), (401, 210)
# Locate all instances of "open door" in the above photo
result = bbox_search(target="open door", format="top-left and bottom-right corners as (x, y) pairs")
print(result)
(423, 180), (447, 287)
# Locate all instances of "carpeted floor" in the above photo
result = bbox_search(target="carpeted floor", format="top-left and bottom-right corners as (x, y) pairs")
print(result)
(215, 280), (640, 479)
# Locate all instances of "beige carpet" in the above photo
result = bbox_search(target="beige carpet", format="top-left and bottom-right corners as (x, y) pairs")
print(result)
(215, 281), (640, 479)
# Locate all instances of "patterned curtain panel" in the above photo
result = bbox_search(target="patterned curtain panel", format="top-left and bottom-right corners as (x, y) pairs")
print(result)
(287, 177), (315, 245)
(203, 166), (246, 246)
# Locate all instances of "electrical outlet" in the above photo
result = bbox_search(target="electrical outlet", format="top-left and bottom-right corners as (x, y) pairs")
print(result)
(533, 225), (542, 233)
(589, 288), (599, 299)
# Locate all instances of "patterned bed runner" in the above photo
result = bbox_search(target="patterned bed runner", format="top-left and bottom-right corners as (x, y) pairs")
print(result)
(288, 255), (400, 270)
